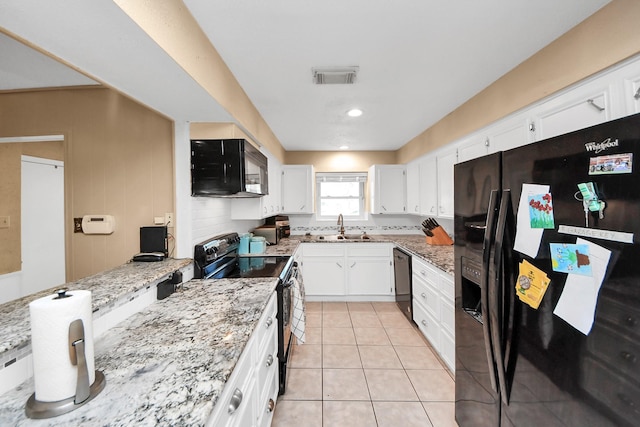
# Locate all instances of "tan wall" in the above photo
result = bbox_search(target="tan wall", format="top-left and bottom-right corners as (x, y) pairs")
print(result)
(284, 151), (397, 172)
(397, 0), (640, 163)
(190, 123), (259, 149)
(0, 87), (174, 281)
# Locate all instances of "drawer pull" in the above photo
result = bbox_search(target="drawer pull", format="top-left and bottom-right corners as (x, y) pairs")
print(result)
(420, 270), (426, 276)
(265, 317), (273, 328)
(620, 351), (637, 363)
(625, 316), (637, 326)
(228, 388), (243, 415)
(266, 354), (274, 367)
(267, 398), (276, 413)
(421, 293), (427, 299)
(421, 320), (427, 327)
(617, 393), (637, 409)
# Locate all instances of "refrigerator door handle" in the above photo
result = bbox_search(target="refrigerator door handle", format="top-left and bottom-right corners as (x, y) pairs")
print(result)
(481, 189), (500, 394)
(492, 189), (512, 405)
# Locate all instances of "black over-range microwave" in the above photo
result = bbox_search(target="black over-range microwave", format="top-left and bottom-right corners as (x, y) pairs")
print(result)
(191, 139), (269, 197)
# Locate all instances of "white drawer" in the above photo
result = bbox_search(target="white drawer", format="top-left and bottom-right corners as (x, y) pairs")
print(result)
(255, 293), (278, 350)
(207, 347), (255, 427)
(303, 243), (346, 257)
(413, 297), (440, 350)
(440, 330), (455, 373)
(413, 275), (440, 319)
(412, 260), (439, 287)
(258, 368), (279, 427)
(440, 297), (455, 337)
(439, 272), (454, 301)
(347, 243), (390, 257)
(256, 328), (278, 398)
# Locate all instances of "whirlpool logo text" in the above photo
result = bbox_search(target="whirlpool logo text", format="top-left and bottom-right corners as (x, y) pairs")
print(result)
(585, 138), (619, 153)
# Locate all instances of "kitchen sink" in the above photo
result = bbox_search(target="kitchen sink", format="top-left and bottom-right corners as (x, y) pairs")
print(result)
(316, 233), (372, 241)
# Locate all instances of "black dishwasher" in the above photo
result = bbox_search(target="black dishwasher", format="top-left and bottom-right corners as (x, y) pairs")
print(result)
(393, 248), (412, 322)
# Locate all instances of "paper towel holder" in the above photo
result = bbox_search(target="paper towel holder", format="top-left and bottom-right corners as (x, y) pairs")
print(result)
(25, 318), (106, 419)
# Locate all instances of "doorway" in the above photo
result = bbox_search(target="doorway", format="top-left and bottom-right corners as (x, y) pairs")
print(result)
(21, 155), (66, 296)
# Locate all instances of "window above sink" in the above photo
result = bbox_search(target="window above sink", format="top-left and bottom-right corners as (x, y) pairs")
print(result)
(316, 172), (367, 220)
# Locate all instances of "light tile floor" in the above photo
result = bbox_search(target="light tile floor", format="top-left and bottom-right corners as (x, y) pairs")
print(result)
(272, 301), (458, 427)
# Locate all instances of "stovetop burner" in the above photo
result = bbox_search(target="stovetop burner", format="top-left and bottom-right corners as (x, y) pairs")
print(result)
(193, 233), (291, 280)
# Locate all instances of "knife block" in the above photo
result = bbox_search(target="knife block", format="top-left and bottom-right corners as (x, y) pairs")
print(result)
(425, 226), (453, 246)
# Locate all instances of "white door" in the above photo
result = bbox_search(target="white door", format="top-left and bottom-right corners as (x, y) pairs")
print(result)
(21, 156), (65, 296)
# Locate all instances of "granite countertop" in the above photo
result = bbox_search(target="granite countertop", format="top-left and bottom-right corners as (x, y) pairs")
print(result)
(0, 277), (278, 427)
(0, 258), (192, 358)
(0, 235), (453, 426)
(289, 234), (454, 275)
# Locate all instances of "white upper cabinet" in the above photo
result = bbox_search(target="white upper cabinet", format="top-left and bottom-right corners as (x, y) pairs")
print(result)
(436, 149), (456, 218)
(619, 59), (640, 115)
(406, 161), (420, 215)
(267, 152), (282, 215)
(281, 165), (314, 214)
(531, 82), (613, 141)
(369, 165), (406, 214)
(457, 136), (488, 164)
(486, 114), (532, 154)
(419, 156), (438, 216)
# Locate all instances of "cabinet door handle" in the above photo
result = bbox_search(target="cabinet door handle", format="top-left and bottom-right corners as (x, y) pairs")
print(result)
(430, 206), (435, 213)
(381, 205), (387, 211)
(267, 398), (276, 413)
(266, 354), (274, 367)
(300, 205), (305, 211)
(421, 320), (427, 327)
(420, 270), (426, 276)
(336, 262), (343, 268)
(620, 351), (637, 363)
(421, 293), (427, 299)
(265, 317), (273, 328)
(350, 262), (356, 268)
(228, 388), (243, 415)
(587, 98), (605, 112)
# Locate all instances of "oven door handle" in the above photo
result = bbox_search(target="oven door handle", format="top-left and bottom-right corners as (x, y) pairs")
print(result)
(282, 265), (299, 288)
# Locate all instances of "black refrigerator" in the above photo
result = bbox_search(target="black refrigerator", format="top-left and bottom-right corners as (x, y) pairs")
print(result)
(454, 113), (640, 427)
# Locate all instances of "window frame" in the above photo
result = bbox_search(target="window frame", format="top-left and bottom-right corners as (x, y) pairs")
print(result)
(315, 172), (368, 221)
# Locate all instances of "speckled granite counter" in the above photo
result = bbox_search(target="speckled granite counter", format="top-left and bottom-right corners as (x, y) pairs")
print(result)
(0, 258), (192, 358)
(0, 277), (278, 426)
(289, 234), (454, 275)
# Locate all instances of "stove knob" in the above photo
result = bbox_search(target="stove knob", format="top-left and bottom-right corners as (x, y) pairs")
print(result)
(206, 248), (214, 255)
(213, 247), (219, 253)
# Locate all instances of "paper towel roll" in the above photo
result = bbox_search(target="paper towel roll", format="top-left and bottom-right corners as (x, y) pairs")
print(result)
(29, 290), (95, 402)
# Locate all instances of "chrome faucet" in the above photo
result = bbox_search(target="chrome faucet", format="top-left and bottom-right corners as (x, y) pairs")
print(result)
(337, 213), (345, 235)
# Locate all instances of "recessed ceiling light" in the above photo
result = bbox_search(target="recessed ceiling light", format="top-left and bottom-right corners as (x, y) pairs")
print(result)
(347, 108), (363, 117)
(339, 145), (349, 150)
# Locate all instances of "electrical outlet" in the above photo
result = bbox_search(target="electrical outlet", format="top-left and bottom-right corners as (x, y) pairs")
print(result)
(165, 213), (174, 227)
(154, 216), (165, 225)
(0, 216), (9, 229)
(73, 217), (83, 233)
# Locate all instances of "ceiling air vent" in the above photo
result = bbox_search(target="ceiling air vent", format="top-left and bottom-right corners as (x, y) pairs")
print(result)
(312, 66), (359, 85)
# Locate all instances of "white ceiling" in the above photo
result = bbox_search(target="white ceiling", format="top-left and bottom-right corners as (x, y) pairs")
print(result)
(1, 0), (610, 151)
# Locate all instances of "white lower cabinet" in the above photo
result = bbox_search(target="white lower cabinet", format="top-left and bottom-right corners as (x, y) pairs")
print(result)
(412, 257), (455, 372)
(302, 243), (393, 300)
(207, 293), (278, 427)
